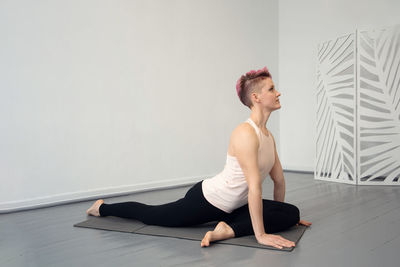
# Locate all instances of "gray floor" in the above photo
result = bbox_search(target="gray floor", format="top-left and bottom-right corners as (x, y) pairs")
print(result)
(1, 172), (400, 267)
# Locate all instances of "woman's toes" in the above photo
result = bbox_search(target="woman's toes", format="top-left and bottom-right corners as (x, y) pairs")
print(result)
(201, 232), (212, 247)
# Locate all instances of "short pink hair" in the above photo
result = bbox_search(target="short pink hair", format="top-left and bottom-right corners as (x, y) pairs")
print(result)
(236, 66), (272, 108)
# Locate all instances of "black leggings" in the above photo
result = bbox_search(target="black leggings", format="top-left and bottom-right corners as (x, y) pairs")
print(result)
(99, 180), (300, 237)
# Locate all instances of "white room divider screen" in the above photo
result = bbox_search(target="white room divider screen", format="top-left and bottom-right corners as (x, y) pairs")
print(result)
(315, 24), (400, 185)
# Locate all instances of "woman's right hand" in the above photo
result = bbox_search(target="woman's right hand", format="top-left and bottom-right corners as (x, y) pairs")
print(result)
(256, 233), (295, 249)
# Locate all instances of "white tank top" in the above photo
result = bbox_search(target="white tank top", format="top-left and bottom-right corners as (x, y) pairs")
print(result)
(202, 118), (276, 213)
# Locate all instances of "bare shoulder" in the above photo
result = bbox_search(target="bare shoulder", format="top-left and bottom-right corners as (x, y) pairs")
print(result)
(231, 123), (257, 141)
(230, 122), (259, 155)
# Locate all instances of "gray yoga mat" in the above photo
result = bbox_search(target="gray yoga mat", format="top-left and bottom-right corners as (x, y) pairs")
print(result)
(74, 216), (307, 251)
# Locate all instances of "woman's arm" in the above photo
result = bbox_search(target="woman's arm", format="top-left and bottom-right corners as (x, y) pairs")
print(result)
(232, 125), (295, 249)
(269, 134), (285, 202)
(232, 124), (265, 238)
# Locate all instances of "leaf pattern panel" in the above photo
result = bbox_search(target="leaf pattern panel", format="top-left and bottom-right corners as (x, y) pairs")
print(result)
(316, 33), (357, 184)
(357, 25), (400, 184)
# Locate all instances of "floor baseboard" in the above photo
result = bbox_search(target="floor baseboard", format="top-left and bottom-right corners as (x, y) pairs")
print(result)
(0, 175), (211, 214)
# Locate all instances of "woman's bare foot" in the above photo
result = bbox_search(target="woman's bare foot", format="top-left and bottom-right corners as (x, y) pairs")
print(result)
(200, 221), (235, 247)
(86, 199), (104, 216)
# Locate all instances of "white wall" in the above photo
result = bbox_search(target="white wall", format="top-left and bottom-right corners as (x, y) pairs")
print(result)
(278, 0), (400, 172)
(0, 0), (279, 212)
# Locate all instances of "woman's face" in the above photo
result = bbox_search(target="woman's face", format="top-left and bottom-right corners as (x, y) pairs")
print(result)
(255, 78), (281, 111)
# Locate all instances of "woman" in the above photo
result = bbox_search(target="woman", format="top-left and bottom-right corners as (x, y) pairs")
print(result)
(86, 66), (311, 249)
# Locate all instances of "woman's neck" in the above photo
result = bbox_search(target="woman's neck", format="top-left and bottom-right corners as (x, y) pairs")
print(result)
(250, 108), (271, 130)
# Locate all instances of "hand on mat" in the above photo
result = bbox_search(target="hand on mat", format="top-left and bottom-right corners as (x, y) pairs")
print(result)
(297, 219), (312, 227)
(256, 233), (295, 249)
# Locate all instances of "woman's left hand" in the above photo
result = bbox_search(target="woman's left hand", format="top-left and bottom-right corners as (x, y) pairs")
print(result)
(297, 219), (312, 226)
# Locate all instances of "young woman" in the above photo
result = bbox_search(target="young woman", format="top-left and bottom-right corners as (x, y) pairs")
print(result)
(86, 66), (311, 249)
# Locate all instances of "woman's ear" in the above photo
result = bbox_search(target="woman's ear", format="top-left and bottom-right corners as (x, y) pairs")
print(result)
(251, 92), (260, 104)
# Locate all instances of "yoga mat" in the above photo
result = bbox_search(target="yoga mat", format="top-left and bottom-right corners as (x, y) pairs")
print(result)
(74, 217), (307, 251)
(74, 216), (145, 233)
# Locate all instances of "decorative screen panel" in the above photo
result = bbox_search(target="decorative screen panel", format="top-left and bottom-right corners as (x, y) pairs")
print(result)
(357, 25), (400, 184)
(316, 24), (400, 185)
(316, 33), (357, 184)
